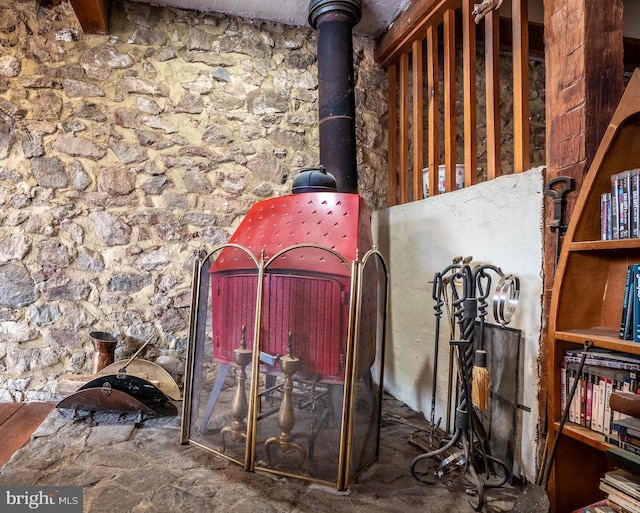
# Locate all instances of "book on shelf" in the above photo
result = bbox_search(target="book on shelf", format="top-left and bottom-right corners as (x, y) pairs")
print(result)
(611, 417), (640, 442)
(564, 349), (640, 370)
(633, 168), (640, 238)
(602, 169), (640, 240)
(607, 445), (640, 474)
(603, 469), (640, 501)
(607, 434), (640, 458)
(605, 374), (614, 435)
(635, 267), (640, 343)
(618, 170), (631, 239)
(570, 500), (612, 513)
(621, 264), (636, 340)
(599, 480), (640, 513)
(612, 172), (620, 240)
(603, 192), (613, 240)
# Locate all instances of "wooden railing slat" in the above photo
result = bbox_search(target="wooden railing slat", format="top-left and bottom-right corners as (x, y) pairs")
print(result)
(387, 63), (398, 206)
(412, 39), (425, 201)
(462, 0), (477, 187)
(399, 51), (410, 204)
(513, 0), (530, 173)
(444, 8), (457, 192)
(427, 24), (440, 198)
(485, 9), (502, 180)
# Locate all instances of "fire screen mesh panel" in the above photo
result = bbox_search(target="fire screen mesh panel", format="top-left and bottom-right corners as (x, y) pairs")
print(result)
(181, 193), (388, 490)
(346, 251), (387, 481)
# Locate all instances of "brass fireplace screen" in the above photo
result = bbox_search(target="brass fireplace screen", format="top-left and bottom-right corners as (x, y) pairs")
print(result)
(180, 242), (388, 490)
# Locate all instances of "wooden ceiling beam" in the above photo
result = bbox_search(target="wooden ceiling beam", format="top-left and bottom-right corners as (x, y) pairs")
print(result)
(68, 0), (110, 34)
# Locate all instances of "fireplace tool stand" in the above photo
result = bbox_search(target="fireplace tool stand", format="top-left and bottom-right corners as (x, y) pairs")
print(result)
(410, 263), (516, 511)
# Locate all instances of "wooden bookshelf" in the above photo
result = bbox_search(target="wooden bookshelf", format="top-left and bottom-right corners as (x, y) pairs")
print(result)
(548, 69), (640, 513)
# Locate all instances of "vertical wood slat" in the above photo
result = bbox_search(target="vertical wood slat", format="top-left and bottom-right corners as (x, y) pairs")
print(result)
(443, 9), (456, 192)
(412, 39), (425, 201)
(485, 9), (501, 179)
(462, 0), (477, 187)
(399, 51), (410, 204)
(387, 64), (398, 207)
(512, 0), (530, 173)
(427, 24), (440, 197)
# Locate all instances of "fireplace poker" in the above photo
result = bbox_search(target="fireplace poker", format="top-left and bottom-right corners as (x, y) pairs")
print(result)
(117, 334), (156, 378)
(429, 271), (445, 445)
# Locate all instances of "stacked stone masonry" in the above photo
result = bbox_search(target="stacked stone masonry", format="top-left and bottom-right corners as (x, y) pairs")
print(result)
(0, 0), (546, 402)
(0, 0), (390, 401)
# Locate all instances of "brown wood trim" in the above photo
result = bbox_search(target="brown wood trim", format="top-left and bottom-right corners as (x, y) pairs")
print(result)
(0, 403), (22, 426)
(462, 0), (477, 187)
(427, 25), (440, 198)
(69, 0), (110, 34)
(387, 64), (398, 207)
(399, 51), (410, 204)
(412, 40), (425, 201)
(443, 9), (457, 192)
(375, 0), (460, 67)
(512, 0), (530, 174)
(0, 402), (55, 467)
(485, 9), (501, 179)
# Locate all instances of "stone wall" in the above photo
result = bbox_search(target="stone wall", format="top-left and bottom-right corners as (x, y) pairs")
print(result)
(0, 0), (389, 401)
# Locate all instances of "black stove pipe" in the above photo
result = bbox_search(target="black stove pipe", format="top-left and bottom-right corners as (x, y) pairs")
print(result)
(309, 0), (361, 194)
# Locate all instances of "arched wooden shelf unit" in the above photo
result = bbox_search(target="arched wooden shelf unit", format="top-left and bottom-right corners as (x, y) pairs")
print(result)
(548, 68), (640, 512)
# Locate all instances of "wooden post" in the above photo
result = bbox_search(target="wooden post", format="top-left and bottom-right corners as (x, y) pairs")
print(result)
(542, 0), (624, 510)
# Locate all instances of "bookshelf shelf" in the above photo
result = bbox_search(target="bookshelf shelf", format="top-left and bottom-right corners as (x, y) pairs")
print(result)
(568, 239), (640, 252)
(548, 70), (640, 513)
(553, 421), (613, 452)
(555, 329), (640, 353)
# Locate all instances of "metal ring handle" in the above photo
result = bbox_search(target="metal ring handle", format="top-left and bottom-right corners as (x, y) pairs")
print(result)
(492, 274), (520, 326)
(436, 450), (468, 491)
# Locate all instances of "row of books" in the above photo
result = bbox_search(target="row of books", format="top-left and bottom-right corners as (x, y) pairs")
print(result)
(601, 169), (640, 240)
(562, 349), (640, 435)
(620, 264), (640, 341)
(607, 416), (640, 455)
(598, 468), (640, 513)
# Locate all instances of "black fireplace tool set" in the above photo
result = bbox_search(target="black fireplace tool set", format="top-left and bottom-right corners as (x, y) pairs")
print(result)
(410, 258), (520, 511)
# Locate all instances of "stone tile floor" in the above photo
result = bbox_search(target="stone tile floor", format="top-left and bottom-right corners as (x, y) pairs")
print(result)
(0, 395), (527, 512)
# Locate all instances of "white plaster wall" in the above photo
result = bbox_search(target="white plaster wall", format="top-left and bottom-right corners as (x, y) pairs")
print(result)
(371, 167), (545, 481)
